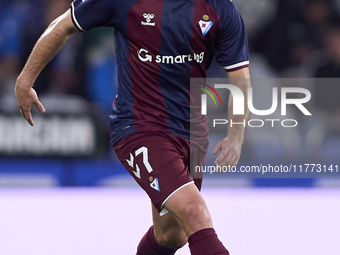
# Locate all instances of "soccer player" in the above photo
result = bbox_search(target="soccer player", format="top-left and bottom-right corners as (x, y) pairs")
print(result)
(15, 0), (250, 254)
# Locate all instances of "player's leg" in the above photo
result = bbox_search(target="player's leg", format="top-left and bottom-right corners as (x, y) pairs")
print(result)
(137, 182), (229, 255)
(152, 203), (187, 249)
(163, 182), (230, 255)
(138, 181), (229, 255)
(114, 132), (190, 255)
(114, 132), (229, 255)
(136, 203), (187, 255)
(136, 226), (177, 255)
(163, 182), (212, 236)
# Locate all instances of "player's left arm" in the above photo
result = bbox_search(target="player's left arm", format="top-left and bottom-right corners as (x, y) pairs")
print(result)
(212, 67), (251, 167)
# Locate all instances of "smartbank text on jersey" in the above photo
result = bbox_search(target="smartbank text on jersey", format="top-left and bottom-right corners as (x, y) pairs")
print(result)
(137, 48), (205, 64)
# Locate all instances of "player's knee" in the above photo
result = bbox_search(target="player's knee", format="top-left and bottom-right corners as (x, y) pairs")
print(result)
(182, 202), (211, 227)
(156, 228), (187, 249)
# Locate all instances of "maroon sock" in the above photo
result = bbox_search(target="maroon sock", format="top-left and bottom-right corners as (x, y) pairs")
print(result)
(136, 226), (177, 255)
(188, 228), (230, 255)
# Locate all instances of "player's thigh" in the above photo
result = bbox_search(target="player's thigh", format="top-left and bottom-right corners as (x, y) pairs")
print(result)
(152, 203), (187, 249)
(163, 182), (212, 237)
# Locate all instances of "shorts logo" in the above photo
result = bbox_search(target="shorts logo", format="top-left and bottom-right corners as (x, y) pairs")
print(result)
(150, 178), (161, 192)
(142, 13), (156, 26)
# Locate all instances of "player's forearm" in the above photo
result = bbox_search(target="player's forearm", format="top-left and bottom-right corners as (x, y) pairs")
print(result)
(17, 11), (78, 89)
(226, 68), (251, 144)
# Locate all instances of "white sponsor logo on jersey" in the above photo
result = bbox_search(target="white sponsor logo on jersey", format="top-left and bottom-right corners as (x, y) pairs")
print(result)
(142, 13), (156, 26)
(137, 48), (153, 62)
(137, 48), (205, 64)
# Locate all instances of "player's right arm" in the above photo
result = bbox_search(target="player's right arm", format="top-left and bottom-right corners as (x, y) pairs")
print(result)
(15, 10), (79, 126)
(212, 1), (250, 168)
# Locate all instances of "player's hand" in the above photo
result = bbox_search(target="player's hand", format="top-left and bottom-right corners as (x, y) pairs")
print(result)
(15, 83), (45, 126)
(212, 137), (242, 168)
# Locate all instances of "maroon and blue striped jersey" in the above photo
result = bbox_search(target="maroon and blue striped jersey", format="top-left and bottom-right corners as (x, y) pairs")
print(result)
(71, 0), (249, 145)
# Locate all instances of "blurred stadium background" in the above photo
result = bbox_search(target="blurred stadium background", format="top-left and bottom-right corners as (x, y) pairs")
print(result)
(0, 0), (340, 254)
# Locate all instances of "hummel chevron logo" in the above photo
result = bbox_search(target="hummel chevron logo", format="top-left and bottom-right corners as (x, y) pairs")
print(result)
(126, 153), (134, 168)
(141, 13), (156, 26)
(126, 147), (154, 180)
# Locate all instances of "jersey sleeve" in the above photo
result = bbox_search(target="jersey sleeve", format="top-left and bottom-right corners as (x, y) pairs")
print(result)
(215, 1), (249, 72)
(70, 0), (119, 31)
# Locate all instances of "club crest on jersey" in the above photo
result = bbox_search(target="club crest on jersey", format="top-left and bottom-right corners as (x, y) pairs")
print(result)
(199, 20), (213, 36)
(141, 13), (156, 26)
(150, 178), (160, 192)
